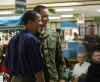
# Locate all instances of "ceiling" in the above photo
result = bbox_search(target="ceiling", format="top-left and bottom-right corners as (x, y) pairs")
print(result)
(0, 0), (15, 10)
(25, 0), (100, 21)
(26, 0), (100, 5)
(50, 5), (100, 18)
(0, 0), (100, 21)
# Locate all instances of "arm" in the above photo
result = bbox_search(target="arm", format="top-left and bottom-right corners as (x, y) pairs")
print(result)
(56, 41), (66, 78)
(24, 38), (45, 82)
(70, 64), (79, 82)
(35, 72), (45, 82)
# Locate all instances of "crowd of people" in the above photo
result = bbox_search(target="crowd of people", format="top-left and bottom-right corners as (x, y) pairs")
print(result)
(0, 5), (99, 82)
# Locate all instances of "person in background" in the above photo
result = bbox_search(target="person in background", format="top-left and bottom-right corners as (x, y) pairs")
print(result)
(86, 45), (100, 82)
(83, 25), (100, 59)
(4, 10), (45, 82)
(65, 29), (73, 41)
(71, 52), (90, 82)
(34, 5), (67, 82)
(73, 32), (79, 41)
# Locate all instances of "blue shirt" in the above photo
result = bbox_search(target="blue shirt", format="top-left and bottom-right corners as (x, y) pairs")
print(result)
(4, 30), (44, 77)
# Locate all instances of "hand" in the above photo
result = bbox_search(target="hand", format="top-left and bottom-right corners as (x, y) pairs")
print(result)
(79, 74), (86, 78)
(59, 79), (66, 82)
(73, 77), (79, 82)
(35, 72), (45, 82)
(70, 77), (79, 82)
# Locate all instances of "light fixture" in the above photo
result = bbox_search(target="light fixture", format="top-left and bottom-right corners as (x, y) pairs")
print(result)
(41, 2), (82, 7)
(97, 9), (100, 12)
(0, 10), (15, 15)
(61, 15), (73, 18)
(16, 0), (26, 6)
(49, 16), (60, 20)
(55, 8), (74, 12)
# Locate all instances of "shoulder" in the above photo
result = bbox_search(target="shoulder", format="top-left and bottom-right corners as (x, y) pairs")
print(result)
(84, 62), (91, 66)
(73, 63), (80, 71)
(9, 33), (20, 44)
(22, 32), (40, 43)
(24, 33), (37, 40)
(74, 63), (80, 67)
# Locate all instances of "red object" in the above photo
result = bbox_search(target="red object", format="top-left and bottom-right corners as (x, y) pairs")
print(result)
(3, 44), (8, 47)
(1, 63), (12, 82)
(1, 63), (8, 73)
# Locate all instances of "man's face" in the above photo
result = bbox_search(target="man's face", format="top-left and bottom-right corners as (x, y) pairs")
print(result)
(92, 51), (100, 63)
(77, 53), (86, 63)
(88, 27), (94, 35)
(40, 8), (49, 31)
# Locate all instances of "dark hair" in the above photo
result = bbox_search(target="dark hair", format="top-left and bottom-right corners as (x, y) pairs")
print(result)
(92, 45), (100, 54)
(34, 5), (47, 13)
(74, 32), (78, 36)
(22, 10), (38, 25)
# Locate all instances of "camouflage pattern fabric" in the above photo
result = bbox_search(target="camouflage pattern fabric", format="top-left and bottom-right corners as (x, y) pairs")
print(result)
(39, 29), (66, 82)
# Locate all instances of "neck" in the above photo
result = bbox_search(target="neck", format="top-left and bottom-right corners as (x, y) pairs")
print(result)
(25, 25), (36, 34)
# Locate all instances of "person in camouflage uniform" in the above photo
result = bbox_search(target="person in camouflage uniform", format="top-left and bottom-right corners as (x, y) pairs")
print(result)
(34, 5), (67, 82)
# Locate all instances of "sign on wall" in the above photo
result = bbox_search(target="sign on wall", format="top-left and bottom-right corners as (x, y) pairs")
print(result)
(61, 21), (77, 28)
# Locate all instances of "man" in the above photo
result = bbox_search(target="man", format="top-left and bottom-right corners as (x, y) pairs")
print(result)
(86, 45), (100, 82)
(4, 11), (45, 82)
(71, 52), (90, 82)
(83, 25), (100, 58)
(34, 5), (67, 82)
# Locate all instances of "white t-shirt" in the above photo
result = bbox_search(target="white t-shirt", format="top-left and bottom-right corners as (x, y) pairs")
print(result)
(72, 62), (91, 78)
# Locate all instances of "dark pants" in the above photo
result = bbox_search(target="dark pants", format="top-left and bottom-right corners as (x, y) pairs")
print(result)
(11, 75), (35, 82)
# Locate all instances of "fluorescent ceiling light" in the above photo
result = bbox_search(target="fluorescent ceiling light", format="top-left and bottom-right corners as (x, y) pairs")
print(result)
(55, 8), (74, 12)
(49, 15), (73, 20)
(49, 16), (60, 20)
(41, 2), (82, 7)
(0, 0), (15, 5)
(61, 15), (73, 18)
(0, 10), (15, 15)
(16, 1), (26, 6)
(97, 9), (100, 12)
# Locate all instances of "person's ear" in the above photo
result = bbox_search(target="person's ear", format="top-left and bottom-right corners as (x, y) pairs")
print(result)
(28, 20), (34, 25)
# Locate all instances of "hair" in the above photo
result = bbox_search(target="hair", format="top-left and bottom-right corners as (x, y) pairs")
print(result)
(34, 5), (47, 13)
(74, 32), (78, 36)
(22, 10), (38, 25)
(91, 45), (100, 55)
